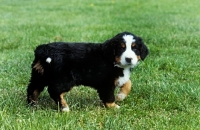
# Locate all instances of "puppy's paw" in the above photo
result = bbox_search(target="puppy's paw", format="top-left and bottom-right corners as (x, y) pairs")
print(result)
(105, 102), (120, 109)
(115, 104), (120, 109)
(61, 106), (70, 112)
(116, 93), (126, 101)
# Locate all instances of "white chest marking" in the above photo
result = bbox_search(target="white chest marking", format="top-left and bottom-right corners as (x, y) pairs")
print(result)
(116, 68), (130, 87)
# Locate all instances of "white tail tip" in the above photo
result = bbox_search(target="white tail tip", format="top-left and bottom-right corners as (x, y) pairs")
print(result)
(46, 57), (52, 63)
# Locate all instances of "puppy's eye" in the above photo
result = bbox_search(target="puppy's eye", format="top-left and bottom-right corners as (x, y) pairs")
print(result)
(121, 43), (125, 48)
(132, 48), (137, 52)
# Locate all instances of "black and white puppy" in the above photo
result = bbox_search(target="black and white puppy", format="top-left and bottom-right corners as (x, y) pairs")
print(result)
(27, 32), (148, 112)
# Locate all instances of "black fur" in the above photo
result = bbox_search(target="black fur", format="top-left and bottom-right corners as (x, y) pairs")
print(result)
(27, 32), (148, 110)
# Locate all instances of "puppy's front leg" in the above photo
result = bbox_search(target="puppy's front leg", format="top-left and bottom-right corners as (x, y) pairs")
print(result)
(98, 88), (120, 109)
(116, 80), (132, 101)
(59, 92), (70, 112)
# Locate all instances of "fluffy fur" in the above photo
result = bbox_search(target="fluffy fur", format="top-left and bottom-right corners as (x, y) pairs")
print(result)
(27, 32), (149, 112)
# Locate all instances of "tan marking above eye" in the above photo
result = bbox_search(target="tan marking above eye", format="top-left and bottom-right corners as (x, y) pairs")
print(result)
(132, 43), (136, 47)
(121, 43), (125, 48)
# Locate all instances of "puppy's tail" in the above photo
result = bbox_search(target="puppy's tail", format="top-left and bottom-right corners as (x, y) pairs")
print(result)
(34, 44), (52, 64)
(32, 44), (53, 75)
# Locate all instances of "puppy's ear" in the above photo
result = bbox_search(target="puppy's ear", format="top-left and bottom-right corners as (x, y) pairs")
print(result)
(102, 39), (115, 60)
(136, 37), (149, 60)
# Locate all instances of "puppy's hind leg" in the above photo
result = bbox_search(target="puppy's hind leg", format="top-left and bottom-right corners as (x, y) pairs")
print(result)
(27, 75), (45, 106)
(27, 59), (46, 106)
(48, 86), (71, 112)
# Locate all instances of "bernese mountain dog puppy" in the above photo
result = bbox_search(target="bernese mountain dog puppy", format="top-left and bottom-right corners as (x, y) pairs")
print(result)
(27, 32), (148, 112)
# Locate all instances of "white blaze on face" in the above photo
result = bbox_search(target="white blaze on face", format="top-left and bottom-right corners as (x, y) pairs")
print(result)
(120, 35), (138, 68)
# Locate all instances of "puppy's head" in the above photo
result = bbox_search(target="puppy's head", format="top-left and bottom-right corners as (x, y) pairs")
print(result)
(104, 32), (149, 68)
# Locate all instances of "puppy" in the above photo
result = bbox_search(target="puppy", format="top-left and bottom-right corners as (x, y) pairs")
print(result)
(27, 32), (148, 112)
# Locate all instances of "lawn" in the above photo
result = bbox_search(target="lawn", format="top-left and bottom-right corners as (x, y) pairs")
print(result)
(0, 0), (200, 129)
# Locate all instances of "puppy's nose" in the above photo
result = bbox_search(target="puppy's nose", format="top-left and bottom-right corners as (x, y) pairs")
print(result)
(125, 57), (132, 63)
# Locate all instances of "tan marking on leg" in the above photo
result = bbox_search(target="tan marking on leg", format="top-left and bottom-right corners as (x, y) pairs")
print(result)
(33, 61), (44, 74)
(60, 93), (70, 112)
(28, 89), (41, 105)
(33, 89), (40, 101)
(105, 102), (120, 109)
(116, 80), (132, 101)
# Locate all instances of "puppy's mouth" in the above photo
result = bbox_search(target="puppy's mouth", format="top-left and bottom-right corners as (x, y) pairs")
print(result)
(114, 56), (138, 68)
(114, 62), (135, 68)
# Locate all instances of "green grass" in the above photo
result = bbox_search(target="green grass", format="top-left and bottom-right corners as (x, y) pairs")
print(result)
(0, 0), (200, 129)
